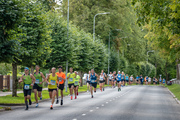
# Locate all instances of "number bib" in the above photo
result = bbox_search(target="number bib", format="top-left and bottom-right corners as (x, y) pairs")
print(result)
(24, 84), (30, 90)
(51, 80), (56, 85)
(35, 79), (39, 84)
(69, 78), (73, 82)
(58, 77), (62, 82)
(91, 80), (95, 83)
(75, 81), (79, 85)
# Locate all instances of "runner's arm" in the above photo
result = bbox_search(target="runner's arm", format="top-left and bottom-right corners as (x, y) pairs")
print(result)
(19, 75), (24, 83)
(40, 72), (46, 83)
(30, 74), (36, 86)
(57, 76), (59, 86)
(46, 75), (51, 84)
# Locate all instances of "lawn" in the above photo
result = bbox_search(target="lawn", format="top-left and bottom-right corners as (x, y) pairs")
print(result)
(166, 84), (180, 101)
(0, 85), (110, 104)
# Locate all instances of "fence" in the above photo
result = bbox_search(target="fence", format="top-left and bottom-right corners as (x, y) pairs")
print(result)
(0, 75), (10, 90)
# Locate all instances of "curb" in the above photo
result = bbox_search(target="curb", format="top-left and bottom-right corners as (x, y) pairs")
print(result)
(167, 87), (180, 104)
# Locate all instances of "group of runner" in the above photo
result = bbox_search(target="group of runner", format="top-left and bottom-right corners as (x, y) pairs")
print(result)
(19, 66), (166, 110)
(19, 65), (81, 110)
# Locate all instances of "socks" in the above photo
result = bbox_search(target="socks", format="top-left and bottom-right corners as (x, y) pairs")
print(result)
(25, 101), (28, 108)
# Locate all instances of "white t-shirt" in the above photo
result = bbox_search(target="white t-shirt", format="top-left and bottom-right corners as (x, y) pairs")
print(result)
(148, 78), (151, 82)
(99, 75), (104, 81)
(108, 74), (113, 80)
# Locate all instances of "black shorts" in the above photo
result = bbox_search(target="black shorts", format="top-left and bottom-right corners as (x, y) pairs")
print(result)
(153, 81), (155, 83)
(23, 89), (32, 96)
(99, 81), (104, 83)
(117, 81), (121, 83)
(136, 80), (139, 82)
(87, 81), (91, 84)
(109, 79), (112, 81)
(57, 84), (64, 90)
(48, 89), (57, 92)
(122, 79), (125, 81)
(74, 85), (79, 88)
(126, 80), (129, 82)
(33, 83), (42, 91)
(68, 83), (74, 88)
(90, 83), (97, 88)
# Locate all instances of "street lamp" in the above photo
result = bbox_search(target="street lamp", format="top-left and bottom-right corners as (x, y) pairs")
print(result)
(93, 12), (110, 42)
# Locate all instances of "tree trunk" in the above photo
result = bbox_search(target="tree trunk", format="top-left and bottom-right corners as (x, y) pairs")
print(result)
(12, 63), (18, 97)
(165, 62), (168, 81)
(176, 64), (180, 80)
(31, 65), (34, 74)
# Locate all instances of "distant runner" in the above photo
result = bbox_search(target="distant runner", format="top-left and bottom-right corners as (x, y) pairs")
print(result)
(99, 72), (105, 92)
(19, 67), (35, 110)
(86, 71), (91, 92)
(56, 66), (66, 105)
(74, 71), (81, 99)
(46, 67), (59, 109)
(148, 77), (151, 85)
(130, 75), (134, 85)
(121, 72), (125, 86)
(67, 67), (76, 100)
(108, 72), (113, 87)
(101, 70), (106, 91)
(89, 69), (98, 98)
(136, 75), (139, 85)
(163, 78), (166, 85)
(117, 71), (122, 91)
(125, 74), (129, 86)
(112, 71), (117, 88)
(33, 65), (46, 108)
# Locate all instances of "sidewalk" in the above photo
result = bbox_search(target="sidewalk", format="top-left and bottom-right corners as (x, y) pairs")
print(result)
(0, 88), (48, 97)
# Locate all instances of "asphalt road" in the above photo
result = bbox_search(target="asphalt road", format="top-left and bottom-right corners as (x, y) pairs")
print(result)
(0, 85), (180, 120)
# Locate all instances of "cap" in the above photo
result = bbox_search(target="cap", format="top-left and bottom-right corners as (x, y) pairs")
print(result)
(24, 67), (29, 70)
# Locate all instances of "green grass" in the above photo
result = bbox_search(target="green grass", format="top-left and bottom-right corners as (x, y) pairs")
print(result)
(166, 84), (180, 101)
(0, 84), (110, 104)
(0, 107), (3, 109)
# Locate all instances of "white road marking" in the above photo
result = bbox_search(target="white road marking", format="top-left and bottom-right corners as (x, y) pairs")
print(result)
(90, 110), (93, 112)
(106, 102), (108, 104)
(72, 119), (77, 120)
(96, 107), (99, 109)
(82, 114), (86, 116)
(102, 104), (104, 106)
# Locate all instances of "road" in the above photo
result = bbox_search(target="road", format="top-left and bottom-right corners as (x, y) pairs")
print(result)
(0, 85), (180, 120)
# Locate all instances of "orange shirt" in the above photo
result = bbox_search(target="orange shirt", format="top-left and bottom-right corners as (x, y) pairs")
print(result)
(56, 72), (66, 84)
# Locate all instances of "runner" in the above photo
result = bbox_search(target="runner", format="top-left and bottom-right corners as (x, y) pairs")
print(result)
(33, 65), (46, 108)
(159, 77), (162, 85)
(148, 77), (151, 85)
(153, 77), (156, 85)
(145, 76), (148, 85)
(19, 67), (35, 110)
(136, 75), (139, 85)
(108, 72), (113, 87)
(101, 70), (106, 91)
(155, 78), (158, 85)
(112, 71), (117, 88)
(117, 71), (122, 91)
(56, 65), (66, 105)
(121, 72), (125, 86)
(67, 67), (76, 100)
(46, 67), (59, 109)
(163, 78), (166, 85)
(130, 75), (134, 85)
(125, 74), (129, 86)
(86, 71), (91, 92)
(74, 71), (81, 99)
(89, 69), (98, 98)
(139, 75), (143, 85)
(99, 73), (105, 92)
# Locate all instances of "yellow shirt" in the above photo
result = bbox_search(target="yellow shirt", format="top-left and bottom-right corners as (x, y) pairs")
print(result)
(48, 73), (58, 89)
(67, 72), (76, 84)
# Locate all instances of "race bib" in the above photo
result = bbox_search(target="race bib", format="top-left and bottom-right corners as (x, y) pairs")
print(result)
(75, 81), (78, 85)
(51, 80), (56, 85)
(91, 80), (95, 83)
(58, 77), (62, 82)
(35, 79), (39, 84)
(69, 78), (73, 82)
(24, 84), (30, 90)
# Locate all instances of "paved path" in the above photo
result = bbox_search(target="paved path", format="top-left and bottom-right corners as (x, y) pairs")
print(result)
(0, 86), (180, 120)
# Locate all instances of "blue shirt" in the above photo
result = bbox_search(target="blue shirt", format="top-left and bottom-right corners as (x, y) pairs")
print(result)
(159, 78), (162, 82)
(163, 79), (165, 83)
(90, 73), (97, 83)
(117, 74), (121, 81)
(125, 76), (129, 80)
(136, 76), (139, 80)
(121, 75), (125, 80)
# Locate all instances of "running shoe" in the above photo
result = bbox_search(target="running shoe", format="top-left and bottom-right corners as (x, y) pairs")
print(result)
(103, 88), (104, 91)
(40, 97), (42, 100)
(61, 100), (63, 105)
(91, 95), (93, 98)
(56, 99), (59, 104)
(75, 96), (77, 99)
(25, 107), (28, 110)
(36, 103), (38, 108)
(29, 100), (32, 105)
(71, 96), (73, 100)
(50, 105), (53, 109)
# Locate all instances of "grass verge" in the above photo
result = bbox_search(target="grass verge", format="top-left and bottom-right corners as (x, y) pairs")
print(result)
(0, 84), (110, 104)
(166, 84), (180, 101)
